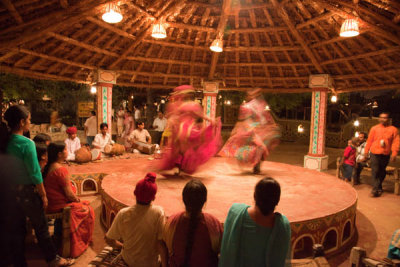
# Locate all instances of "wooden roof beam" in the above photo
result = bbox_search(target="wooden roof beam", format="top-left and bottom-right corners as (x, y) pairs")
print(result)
(270, 0), (324, 73)
(296, 11), (333, 29)
(221, 62), (313, 67)
(208, 0), (232, 80)
(86, 17), (136, 41)
(47, 32), (119, 58)
(313, 0), (400, 46)
(108, 0), (187, 69)
(337, 83), (400, 93)
(126, 2), (156, 20)
(0, 0), (111, 50)
(60, 0), (69, 9)
(0, 65), (89, 84)
(1, 0), (23, 25)
(321, 46), (400, 65)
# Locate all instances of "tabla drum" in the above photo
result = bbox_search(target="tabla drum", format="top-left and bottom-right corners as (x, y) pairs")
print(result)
(75, 147), (92, 163)
(104, 144), (113, 154)
(132, 141), (156, 154)
(91, 149), (102, 161)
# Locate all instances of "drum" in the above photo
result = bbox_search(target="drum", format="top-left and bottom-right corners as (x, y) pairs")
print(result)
(75, 147), (92, 163)
(111, 143), (125, 155)
(91, 149), (102, 161)
(104, 144), (113, 154)
(132, 141), (156, 154)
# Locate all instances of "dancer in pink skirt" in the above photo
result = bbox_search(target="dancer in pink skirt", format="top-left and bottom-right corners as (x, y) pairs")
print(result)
(157, 85), (221, 175)
(219, 88), (281, 174)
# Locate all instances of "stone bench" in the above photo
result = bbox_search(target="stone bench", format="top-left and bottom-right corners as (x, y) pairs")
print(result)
(336, 157), (400, 195)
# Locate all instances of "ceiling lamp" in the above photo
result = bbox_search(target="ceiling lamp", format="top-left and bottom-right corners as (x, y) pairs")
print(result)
(210, 39), (223, 53)
(331, 95), (337, 103)
(151, 22), (167, 39)
(102, 3), (123, 24)
(340, 19), (359, 37)
(90, 86), (97, 94)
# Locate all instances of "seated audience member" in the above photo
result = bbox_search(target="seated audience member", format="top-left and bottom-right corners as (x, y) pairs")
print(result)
(105, 173), (165, 267)
(219, 177), (291, 267)
(33, 133), (52, 146)
(388, 229), (400, 260)
(65, 127), (81, 161)
(35, 143), (48, 172)
(92, 123), (114, 152)
(162, 179), (223, 267)
(43, 142), (95, 258)
(129, 121), (152, 144)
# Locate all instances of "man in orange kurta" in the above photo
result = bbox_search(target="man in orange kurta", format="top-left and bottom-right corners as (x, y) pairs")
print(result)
(364, 112), (399, 197)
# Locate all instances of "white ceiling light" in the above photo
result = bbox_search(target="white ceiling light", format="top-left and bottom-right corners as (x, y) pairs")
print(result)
(151, 22), (167, 39)
(102, 3), (123, 24)
(210, 39), (223, 52)
(340, 19), (360, 37)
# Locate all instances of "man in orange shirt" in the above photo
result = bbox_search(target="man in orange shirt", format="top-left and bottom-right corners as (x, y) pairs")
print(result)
(364, 112), (399, 197)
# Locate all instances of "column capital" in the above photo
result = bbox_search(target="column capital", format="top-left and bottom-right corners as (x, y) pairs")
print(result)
(309, 74), (333, 90)
(95, 69), (117, 84)
(203, 81), (219, 94)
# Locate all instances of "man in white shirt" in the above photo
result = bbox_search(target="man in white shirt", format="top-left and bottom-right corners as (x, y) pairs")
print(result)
(105, 173), (165, 267)
(354, 132), (368, 185)
(117, 107), (125, 137)
(84, 111), (97, 146)
(129, 121), (152, 144)
(92, 123), (114, 152)
(152, 112), (167, 145)
(65, 126), (81, 161)
(134, 105), (141, 121)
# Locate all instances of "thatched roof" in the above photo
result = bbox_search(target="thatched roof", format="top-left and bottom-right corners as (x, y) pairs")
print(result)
(0, 0), (399, 93)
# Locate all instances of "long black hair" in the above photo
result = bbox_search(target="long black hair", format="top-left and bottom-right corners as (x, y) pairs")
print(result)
(35, 143), (47, 163)
(42, 141), (65, 178)
(254, 177), (281, 216)
(182, 179), (207, 267)
(1, 105), (30, 153)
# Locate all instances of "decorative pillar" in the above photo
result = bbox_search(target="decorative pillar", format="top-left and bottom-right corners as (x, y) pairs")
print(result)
(304, 74), (332, 171)
(203, 82), (219, 121)
(94, 70), (116, 131)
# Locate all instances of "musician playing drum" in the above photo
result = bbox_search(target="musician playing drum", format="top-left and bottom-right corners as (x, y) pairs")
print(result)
(129, 122), (155, 154)
(92, 123), (114, 152)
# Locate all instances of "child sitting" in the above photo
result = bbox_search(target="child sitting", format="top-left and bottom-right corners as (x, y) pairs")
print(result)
(65, 126), (81, 161)
(341, 137), (358, 182)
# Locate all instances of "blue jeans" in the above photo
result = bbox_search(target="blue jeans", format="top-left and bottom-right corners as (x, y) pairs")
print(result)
(342, 163), (353, 180)
(87, 136), (95, 146)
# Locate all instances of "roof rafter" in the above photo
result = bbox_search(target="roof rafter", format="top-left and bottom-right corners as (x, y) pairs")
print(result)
(1, 0), (23, 24)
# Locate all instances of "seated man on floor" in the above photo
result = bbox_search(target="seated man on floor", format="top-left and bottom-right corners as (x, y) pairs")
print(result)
(92, 123), (114, 153)
(65, 126), (81, 161)
(105, 173), (165, 267)
(129, 121), (155, 154)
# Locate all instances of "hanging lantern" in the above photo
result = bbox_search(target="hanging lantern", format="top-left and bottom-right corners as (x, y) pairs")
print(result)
(340, 19), (359, 37)
(102, 3), (123, 24)
(354, 120), (360, 127)
(210, 39), (223, 52)
(151, 22), (167, 39)
(90, 86), (97, 94)
(331, 95), (337, 103)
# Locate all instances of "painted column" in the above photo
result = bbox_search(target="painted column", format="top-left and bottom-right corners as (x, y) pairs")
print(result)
(94, 70), (116, 131)
(304, 74), (332, 171)
(203, 81), (219, 122)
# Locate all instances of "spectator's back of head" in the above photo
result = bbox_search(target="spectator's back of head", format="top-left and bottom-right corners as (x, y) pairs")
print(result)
(254, 177), (281, 216)
(33, 133), (52, 145)
(182, 179), (207, 215)
(134, 172), (157, 204)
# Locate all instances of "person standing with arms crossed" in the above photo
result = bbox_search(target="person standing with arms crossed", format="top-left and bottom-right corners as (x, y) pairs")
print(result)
(364, 112), (399, 197)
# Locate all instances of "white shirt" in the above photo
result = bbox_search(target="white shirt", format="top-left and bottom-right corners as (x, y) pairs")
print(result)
(106, 204), (164, 267)
(134, 109), (141, 120)
(65, 137), (81, 161)
(92, 133), (113, 152)
(117, 110), (125, 126)
(153, 117), (167, 132)
(84, 116), (97, 137)
(129, 129), (151, 143)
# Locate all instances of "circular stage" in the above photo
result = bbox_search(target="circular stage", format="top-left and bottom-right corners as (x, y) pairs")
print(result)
(68, 156), (357, 258)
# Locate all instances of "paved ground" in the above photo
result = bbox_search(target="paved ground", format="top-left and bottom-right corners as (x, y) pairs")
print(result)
(26, 141), (400, 267)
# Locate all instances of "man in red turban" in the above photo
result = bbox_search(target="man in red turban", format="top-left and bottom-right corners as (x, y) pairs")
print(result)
(105, 173), (165, 267)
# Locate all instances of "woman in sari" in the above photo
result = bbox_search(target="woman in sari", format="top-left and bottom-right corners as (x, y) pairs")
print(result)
(162, 179), (223, 267)
(219, 177), (291, 267)
(43, 142), (95, 258)
(219, 88), (281, 174)
(157, 85), (221, 174)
